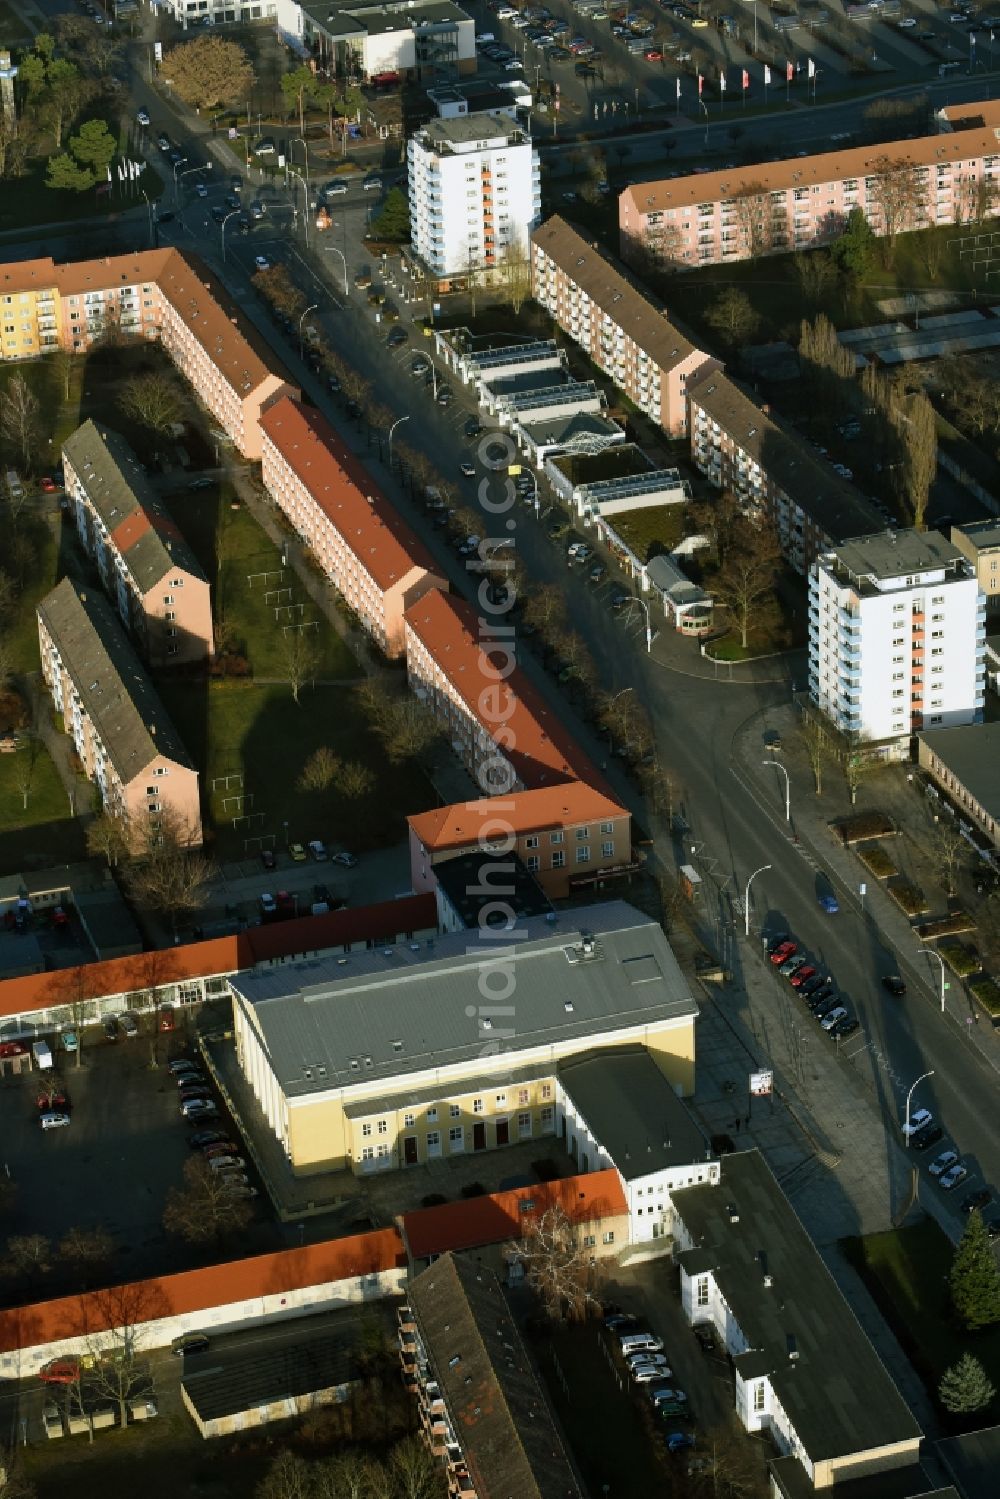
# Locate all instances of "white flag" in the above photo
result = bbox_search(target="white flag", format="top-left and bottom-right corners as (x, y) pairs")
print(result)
(676, 76), (681, 98)
(117, 162), (124, 182)
(720, 70), (726, 91)
(764, 63), (771, 85)
(107, 164), (112, 182)
(133, 159), (144, 175)
(807, 57), (816, 78)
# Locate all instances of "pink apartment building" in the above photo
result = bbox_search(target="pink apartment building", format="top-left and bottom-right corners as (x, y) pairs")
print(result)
(403, 589), (633, 899)
(62, 420), (213, 667)
(258, 397), (447, 659)
(619, 107), (1000, 269)
(37, 579), (202, 849)
(0, 250), (297, 458)
(530, 216), (718, 437)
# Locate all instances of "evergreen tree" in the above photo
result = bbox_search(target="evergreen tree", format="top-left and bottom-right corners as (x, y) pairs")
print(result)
(371, 186), (410, 243)
(939, 1352), (995, 1414)
(950, 1210), (1000, 1331)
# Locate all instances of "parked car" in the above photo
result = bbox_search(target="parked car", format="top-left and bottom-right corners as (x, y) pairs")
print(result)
(176, 1070), (205, 1088)
(189, 1130), (230, 1149)
(39, 1358), (82, 1385)
(903, 1108), (934, 1138)
(811, 994), (841, 1020)
(632, 1362), (673, 1383)
(665, 1432), (695, 1454)
(818, 893), (840, 915)
(799, 975), (830, 999)
(819, 1006), (849, 1032)
(770, 941), (797, 966)
(103, 1016), (119, 1042)
(308, 839), (328, 862)
(962, 1188), (991, 1214)
(288, 842), (307, 862)
(158, 1005), (175, 1033)
(929, 1150), (959, 1178)
(789, 965), (816, 988)
(829, 1016), (859, 1040)
(939, 1162), (969, 1191)
(778, 954), (808, 978)
(137, 109), (150, 126)
(259, 892), (277, 917)
(119, 1013), (138, 1038)
(0, 1041), (27, 1058)
(911, 1124), (944, 1152)
(39, 1111), (71, 1130)
(252, 137), (276, 155)
(181, 1098), (218, 1120)
(254, 255), (272, 272)
(168, 1058), (199, 1076)
(171, 1333), (210, 1357)
(333, 851), (358, 868)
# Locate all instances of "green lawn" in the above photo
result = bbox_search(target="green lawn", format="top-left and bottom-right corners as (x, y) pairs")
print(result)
(0, 739), (87, 869)
(155, 679), (437, 860)
(842, 1219), (1000, 1423)
(0, 159), (162, 234)
(6, 516), (62, 674)
(164, 488), (359, 681)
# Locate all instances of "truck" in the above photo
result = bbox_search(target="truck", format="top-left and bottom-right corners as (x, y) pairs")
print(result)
(32, 1040), (53, 1070)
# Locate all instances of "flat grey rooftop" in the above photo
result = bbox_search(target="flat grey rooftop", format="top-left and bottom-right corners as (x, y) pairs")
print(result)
(954, 518), (1000, 550)
(918, 722), (1000, 824)
(231, 902), (697, 1099)
(674, 1151), (921, 1464)
(826, 529), (963, 583)
(559, 1045), (707, 1178)
(181, 1310), (361, 1421)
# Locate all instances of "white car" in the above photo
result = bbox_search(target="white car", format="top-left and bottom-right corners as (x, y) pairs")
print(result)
(819, 1006), (848, 1031)
(929, 1150), (959, 1178)
(39, 1111), (70, 1130)
(308, 839), (328, 861)
(254, 255), (272, 272)
(903, 1107), (933, 1137)
(939, 1162), (968, 1191)
(631, 1362), (672, 1383)
(195, 182), (209, 198)
(259, 892), (277, 916)
(137, 109), (150, 126)
(626, 1352), (671, 1375)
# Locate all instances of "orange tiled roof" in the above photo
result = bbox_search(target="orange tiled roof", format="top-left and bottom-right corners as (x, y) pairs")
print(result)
(401, 1169), (627, 1260)
(259, 397), (441, 592)
(622, 110), (1000, 215)
(404, 589), (612, 794)
(0, 894), (436, 1019)
(408, 782), (626, 851)
(0, 1227), (405, 1356)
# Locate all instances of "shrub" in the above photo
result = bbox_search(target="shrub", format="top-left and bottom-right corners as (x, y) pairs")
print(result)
(888, 881), (927, 918)
(915, 913), (975, 940)
(532, 1158), (560, 1183)
(460, 1182), (486, 1199)
(420, 1193), (447, 1209)
(969, 976), (1000, 1019)
(837, 812), (896, 844)
(940, 942), (982, 978)
(857, 844), (897, 879)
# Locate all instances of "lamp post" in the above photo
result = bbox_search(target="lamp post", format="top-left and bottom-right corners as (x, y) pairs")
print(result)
(744, 864), (771, 939)
(298, 302), (318, 361)
(220, 208), (240, 262)
(763, 759), (790, 822)
(387, 413), (410, 470)
(141, 190), (155, 247)
(290, 135), (310, 187)
(918, 944), (947, 1013)
(288, 171), (310, 248)
(606, 686), (633, 752)
(324, 243), (349, 296)
(631, 594), (653, 653)
(904, 1069), (934, 1144)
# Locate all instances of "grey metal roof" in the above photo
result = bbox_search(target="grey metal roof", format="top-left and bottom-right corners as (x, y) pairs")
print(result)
(559, 1045), (708, 1178)
(409, 1254), (582, 1499)
(181, 1312), (360, 1421)
(231, 902), (698, 1100)
(420, 112), (525, 148)
(431, 849), (552, 928)
(37, 578), (193, 783)
(674, 1151), (921, 1464)
(825, 528), (964, 584)
(918, 723), (1000, 824)
(953, 518), (1000, 553)
(686, 370), (884, 543)
(647, 553), (709, 607)
(63, 420), (204, 595)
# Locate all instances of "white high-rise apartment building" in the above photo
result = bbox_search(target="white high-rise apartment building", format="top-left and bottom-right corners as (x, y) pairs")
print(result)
(407, 113), (540, 279)
(809, 531), (986, 750)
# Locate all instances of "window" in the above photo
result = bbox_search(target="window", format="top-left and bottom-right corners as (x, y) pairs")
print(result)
(583, 1233), (596, 1248)
(517, 1088), (529, 1106)
(540, 1106), (553, 1128)
(472, 1098), (484, 1114)
(541, 1083), (552, 1100)
(602, 1230), (615, 1245)
(427, 1107), (438, 1123)
(163, 594), (174, 606)
(361, 1123), (372, 1138)
(403, 1112), (415, 1127)
(449, 1126), (464, 1147)
(525, 835), (539, 849)
(518, 1111), (531, 1134)
(376, 1144), (389, 1159)
(602, 841), (614, 858)
(377, 1119), (387, 1134)
(552, 850), (565, 869)
(526, 855), (540, 873)
(754, 1383), (766, 1413)
(550, 830), (564, 845)
(600, 821), (614, 834)
(696, 1276), (710, 1307)
(576, 846), (591, 864)
(576, 826), (590, 840)
(361, 1146), (374, 1161)
(450, 1103), (461, 1118)
(495, 1093), (506, 1107)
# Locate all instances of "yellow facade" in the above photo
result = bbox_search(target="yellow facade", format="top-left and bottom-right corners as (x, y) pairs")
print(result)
(281, 1016), (696, 1178)
(0, 285), (59, 361)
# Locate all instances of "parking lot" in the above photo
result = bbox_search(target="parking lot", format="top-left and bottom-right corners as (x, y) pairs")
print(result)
(0, 1022), (272, 1288)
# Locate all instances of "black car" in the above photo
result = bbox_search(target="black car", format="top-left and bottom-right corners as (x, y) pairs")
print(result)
(224, 193), (240, 211)
(314, 883), (332, 904)
(261, 848), (276, 871)
(464, 417), (483, 438)
(766, 932), (790, 954)
(188, 1130), (228, 1149)
(103, 1016), (118, 1041)
(911, 1124), (944, 1152)
(882, 975), (906, 996)
(962, 1188), (991, 1215)
(610, 590), (631, 612)
(811, 994), (840, 1019)
(829, 1015), (859, 1040)
(156, 212), (175, 224)
(210, 204), (226, 224)
(799, 975), (830, 998)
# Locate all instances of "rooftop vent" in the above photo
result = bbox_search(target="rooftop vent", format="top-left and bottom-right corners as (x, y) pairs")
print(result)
(564, 1000), (575, 1012)
(787, 1334), (799, 1362)
(727, 1205), (740, 1225)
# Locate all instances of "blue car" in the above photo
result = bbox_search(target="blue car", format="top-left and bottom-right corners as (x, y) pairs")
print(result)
(665, 1431), (695, 1454)
(818, 893), (839, 915)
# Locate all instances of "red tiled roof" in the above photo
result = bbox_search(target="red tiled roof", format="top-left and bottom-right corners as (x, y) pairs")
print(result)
(0, 894), (436, 1020)
(408, 784), (627, 852)
(403, 589), (612, 794)
(401, 1170), (627, 1260)
(0, 1227), (405, 1357)
(259, 397), (441, 592)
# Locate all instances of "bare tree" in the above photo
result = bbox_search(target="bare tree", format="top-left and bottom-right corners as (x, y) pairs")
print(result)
(729, 181), (774, 259)
(124, 808), (213, 934)
(85, 811), (128, 868)
(81, 1281), (166, 1428)
(13, 738), (37, 810)
(514, 1204), (600, 1323)
(689, 488), (743, 567)
(704, 287), (761, 350)
(799, 716), (830, 796)
(713, 519), (782, 649)
(163, 1156), (253, 1245)
(299, 744), (339, 792)
(42, 964), (92, 1069)
(337, 759), (374, 800)
(494, 241), (532, 313)
(256, 1451), (313, 1499)
(118, 372), (186, 435)
(356, 679), (443, 764)
(933, 818), (968, 898)
(4, 1233), (52, 1287)
(59, 1225), (113, 1287)
(0, 373), (41, 472)
(281, 626), (319, 706)
(843, 751), (869, 808)
(868, 156), (927, 266)
(388, 1436), (440, 1499)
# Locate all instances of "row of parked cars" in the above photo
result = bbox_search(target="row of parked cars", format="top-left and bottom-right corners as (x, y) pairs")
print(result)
(767, 935), (860, 1041)
(169, 1057), (258, 1200)
(900, 1101), (996, 1222)
(604, 1310), (696, 1458)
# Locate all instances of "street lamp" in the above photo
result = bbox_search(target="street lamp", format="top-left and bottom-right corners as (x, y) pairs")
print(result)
(298, 302), (318, 361)
(605, 686), (633, 751)
(904, 1069), (935, 1144)
(324, 243), (349, 296)
(762, 760), (790, 823)
(290, 135), (310, 187)
(141, 190), (155, 246)
(220, 208), (240, 263)
(918, 944), (947, 1013)
(288, 171), (310, 248)
(744, 864), (771, 939)
(626, 594), (653, 653)
(387, 413), (410, 469)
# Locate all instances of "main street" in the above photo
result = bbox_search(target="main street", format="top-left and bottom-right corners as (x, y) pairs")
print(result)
(25, 31), (992, 1238)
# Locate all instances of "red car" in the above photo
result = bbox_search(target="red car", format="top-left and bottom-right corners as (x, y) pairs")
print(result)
(40, 476), (57, 493)
(159, 1005), (175, 1033)
(0, 1041), (27, 1058)
(644, 48), (662, 59)
(789, 966), (817, 988)
(770, 941), (797, 966)
(276, 890), (296, 916)
(39, 1358), (81, 1385)
(37, 1092), (68, 1111)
